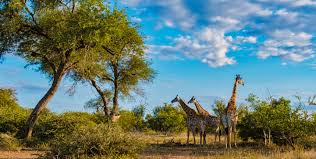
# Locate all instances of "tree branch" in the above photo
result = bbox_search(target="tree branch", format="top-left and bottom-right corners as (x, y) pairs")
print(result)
(102, 46), (115, 56)
(30, 51), (57, 75)
(72, 0), (76, 13)
(21, 0), (38, 26)
(64, 61), (79, 71)
(101, 75), (114, 82)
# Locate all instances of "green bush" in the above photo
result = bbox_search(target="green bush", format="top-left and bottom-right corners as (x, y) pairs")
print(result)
(0, 88), (30, 135)
(117, 110), (140, 131)
(146, 104), (186, 133)
(48, 124), (145, 158)
(33, 112), (97, 143)
(0, 133), (21, 150)
(117, 105), (146, 131)
(238, 94), (316, 148)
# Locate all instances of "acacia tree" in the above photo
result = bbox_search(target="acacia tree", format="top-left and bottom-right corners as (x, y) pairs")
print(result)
(0, 0), (114, 139)
(74, 9), (155, 118)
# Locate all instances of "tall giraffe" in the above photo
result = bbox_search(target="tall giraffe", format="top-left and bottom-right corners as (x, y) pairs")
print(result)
(188, 96), (221, 144)
(171, 95), (203, 145)
(222, 74), (244, 148)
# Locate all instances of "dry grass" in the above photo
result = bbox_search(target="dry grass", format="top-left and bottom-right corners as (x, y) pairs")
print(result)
(0, 133), (315, 159)
(140, 133), (316, 159)
(0, 151), (45, 159)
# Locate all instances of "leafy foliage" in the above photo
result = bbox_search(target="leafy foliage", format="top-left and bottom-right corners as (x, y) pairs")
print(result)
(146, 104), (186, 133)
(0, 88), (30, 134)
(33, 112), (97, 143)
(238, 94), (316, 148)
(117, 104), (146, 131)
(48, 124), (145, 158)
(72, 9), (155, 116)
(0, 133), (21, 150)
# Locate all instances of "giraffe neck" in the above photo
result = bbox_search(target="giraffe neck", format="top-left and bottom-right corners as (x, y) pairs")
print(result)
(227, 79), (238, 112)
(193, 100), (210, 117)
(179, 98), (196, 116)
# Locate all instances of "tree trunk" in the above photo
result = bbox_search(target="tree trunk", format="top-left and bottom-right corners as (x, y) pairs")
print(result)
(263, 129), (267, 145)
(24, 65), (65, 140)
(268, 128), (271, 145)
(90, 79), (110, 116)
(111, 64), (119, 117)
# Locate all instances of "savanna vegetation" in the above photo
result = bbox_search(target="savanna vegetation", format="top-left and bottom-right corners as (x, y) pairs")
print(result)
(1, 0), (316, 159)
(1, 87), (316, 158)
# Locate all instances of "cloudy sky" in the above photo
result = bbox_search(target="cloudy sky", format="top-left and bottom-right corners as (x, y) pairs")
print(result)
(1, 0), (316, 114)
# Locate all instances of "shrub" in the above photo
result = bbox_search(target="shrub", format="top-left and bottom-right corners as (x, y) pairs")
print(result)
(117, 110), (140, 131)
(146, 104), (186, 133)
(0, 88), (30, 135)
(238, 94), (316, 148)
(0, 133), (21, 150)
(48, 124), (145, 158)
(117, 105), (146, 131)
(33, 112), (97, 143)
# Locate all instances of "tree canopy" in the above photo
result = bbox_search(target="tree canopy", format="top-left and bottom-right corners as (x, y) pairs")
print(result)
(0, 0), (135, 139)
(72, 9), (155, 117)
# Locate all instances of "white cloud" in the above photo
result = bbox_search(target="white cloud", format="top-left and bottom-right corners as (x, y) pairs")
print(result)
(121, 0), (142, 7)
(236, 36), (257, 43)
(174, 28), (236, 67)
(258, 30), (314, 62)
(164, 20), (175, 28)
(291, 0), (316, 7)
(145, 45), (183, 60)
(122, 0), (195, 30)
(147, 27), (239, 67)
(131, 17), (142, 23)
(122, 0), (316, 67)
(274, 9), (299, 22)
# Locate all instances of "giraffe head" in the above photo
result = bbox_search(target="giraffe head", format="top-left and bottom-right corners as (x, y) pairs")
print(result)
(171, 95), (180, 103)
(236, 74), (244, 86)
(188, 96), (197, 104)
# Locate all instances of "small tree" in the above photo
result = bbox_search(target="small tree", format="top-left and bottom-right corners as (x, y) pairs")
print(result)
(238, 94), (315, 148)
(213, 100), (226, 119)
(0, 88), (30, 134)
(73, 9), (155, 118)
(0, 0), (115, 139)
(146, 103), (186, 133)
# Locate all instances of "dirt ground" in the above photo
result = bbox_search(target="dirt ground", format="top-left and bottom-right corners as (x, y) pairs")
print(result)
(0, 151), (44, 159)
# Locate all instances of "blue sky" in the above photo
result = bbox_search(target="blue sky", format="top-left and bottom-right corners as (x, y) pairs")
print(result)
(1, 0), (316, 114)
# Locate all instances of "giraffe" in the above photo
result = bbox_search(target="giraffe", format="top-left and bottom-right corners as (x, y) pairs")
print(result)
(222, 74), (244, 148)
(171, 95), (204, 145)
(188, 96), (221, 145)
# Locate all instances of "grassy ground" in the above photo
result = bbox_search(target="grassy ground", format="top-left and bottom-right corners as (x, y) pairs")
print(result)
(140, 133), (316, 159)
(1, 133), (315, 159)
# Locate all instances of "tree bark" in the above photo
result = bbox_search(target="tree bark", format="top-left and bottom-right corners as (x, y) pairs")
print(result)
(111, 64), (119, 116)
(263, 129), (267, 145)
(90, 79), (110, 116)
(24, 64), (65, 140)
(268, 128), (271, 145)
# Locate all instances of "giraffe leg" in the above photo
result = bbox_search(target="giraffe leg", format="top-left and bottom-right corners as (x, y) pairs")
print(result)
(225, 134), (227, 149)
(215, 128), (218, 144)
(187, 128), (190, 144)
(234, 131), (237, 147)
(224, 127), (228, 149)
(193, 129), (196, 145)
(233, 124), (237, 147)
(219, 129), (221, 143)
(203, 131), (206, 144)
(229, 128), (232, 149)
(200, 131), (202, 145)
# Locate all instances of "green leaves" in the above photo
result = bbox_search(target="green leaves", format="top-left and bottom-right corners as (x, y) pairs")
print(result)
(147, 104), (186, 133)
(238, 94), (316, 146)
